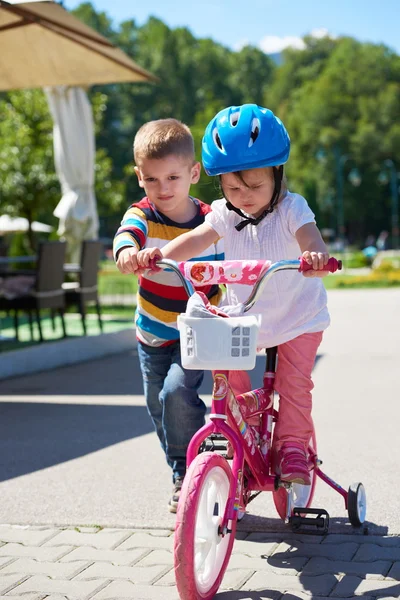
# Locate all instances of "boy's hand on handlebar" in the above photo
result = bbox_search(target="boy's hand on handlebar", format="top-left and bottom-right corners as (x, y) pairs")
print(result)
(302, 251), (330, 277)
(136, 247), (163, 269)
(116, 247), (140, 274)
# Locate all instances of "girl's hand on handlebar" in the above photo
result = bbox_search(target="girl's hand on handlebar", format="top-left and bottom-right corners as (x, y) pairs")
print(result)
(302, 251), (330, 277)
(137, 247), (163, 270)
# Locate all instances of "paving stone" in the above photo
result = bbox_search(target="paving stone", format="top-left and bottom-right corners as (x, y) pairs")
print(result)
(75, 562), (170, 584)
(220, 568), (256, 590)
(115, 533), (174, 552)
(0, 558), (89, 579)
(151, 567), (175, 586)
(0, 557), (15, 570)
(7, 575), (108, 599)
(0, 526), (59, 547)
(235, 531), (250, 540)
(224, 553), (307, 575)
(152, 567), (255, 591)
(91, 580), (180, 599)
(241, 572), (338, 595)
(273, 540), (359, 560)
(60, 546), (150, 566)
(44, 529), (131, 550)
(136, 549), (173, 567)
(331, 576), (400, 597)
(302, 557), (391, 577)
(0, 544), (73, 561)
(34, 597), (70, 600)
(215, 592), (280, 600)
(354, 544), (400, 562)
(281, 595), (373, 600)
(246, 532), (324, 545)
(122, 529), (173, 537)
(232, 539), (280, 557)
(323, 535), (400, 546)
(386, 562), (400, 580)
(0, 574), (28, 594)
(0, 595), (42, 600)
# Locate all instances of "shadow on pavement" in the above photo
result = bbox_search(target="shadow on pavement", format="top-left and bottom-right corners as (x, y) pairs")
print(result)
(220, 521), (400, 600)
(0, 401), (153, 481)
(0, 350), (323, 396)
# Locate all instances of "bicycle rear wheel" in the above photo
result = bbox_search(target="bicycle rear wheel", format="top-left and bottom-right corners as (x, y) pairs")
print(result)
(174, 452), (237, 600)
(272, 430), (317, 520)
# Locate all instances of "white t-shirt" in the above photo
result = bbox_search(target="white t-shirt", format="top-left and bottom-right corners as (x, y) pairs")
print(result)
(205, 192), (330, 348)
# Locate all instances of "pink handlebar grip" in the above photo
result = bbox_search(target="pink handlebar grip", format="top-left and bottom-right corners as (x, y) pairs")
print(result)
(299, 257), (342, 273)
(148, 256), (162, 271)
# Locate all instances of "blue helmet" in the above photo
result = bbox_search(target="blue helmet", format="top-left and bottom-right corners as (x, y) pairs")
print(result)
(202, 104), (290, 176)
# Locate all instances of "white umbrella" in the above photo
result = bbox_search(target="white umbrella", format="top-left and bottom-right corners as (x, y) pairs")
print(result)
(45, 86), (98, 264)
(0, 214), (53, 233)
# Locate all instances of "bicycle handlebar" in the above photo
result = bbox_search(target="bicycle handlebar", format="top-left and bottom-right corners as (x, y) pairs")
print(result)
(150, 257), (342, 312)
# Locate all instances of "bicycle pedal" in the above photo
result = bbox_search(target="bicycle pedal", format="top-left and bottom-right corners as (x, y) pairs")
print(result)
(289, 507), (330, 535)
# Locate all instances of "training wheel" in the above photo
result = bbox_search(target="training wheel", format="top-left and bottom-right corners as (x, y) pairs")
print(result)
(348, 482), (366, 527)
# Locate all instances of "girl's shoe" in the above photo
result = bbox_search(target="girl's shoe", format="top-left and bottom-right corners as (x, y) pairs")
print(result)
(278, 442), (311, 485)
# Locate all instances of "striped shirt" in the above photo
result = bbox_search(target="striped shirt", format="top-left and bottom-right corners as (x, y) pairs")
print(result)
(113, 196), (224, 347)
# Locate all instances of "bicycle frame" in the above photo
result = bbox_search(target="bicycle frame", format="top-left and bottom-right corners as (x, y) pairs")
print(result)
(153, 257), (348, 530)
(187, 365), (277, 528)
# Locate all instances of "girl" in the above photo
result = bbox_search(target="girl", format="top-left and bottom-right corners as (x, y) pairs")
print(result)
(137, 104), (330, 485)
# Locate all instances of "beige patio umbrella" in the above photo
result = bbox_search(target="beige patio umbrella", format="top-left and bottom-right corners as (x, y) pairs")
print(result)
(0, 0), (156, 90)
(0, 1), (156, 262)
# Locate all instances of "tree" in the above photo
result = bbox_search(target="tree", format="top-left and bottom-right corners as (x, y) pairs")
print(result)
(0, 89), (125, 252)
(0, 90), (59, 252)
(270, 36), (400, 242)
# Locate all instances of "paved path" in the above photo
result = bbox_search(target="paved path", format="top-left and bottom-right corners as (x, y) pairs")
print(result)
(0, 524), (400, 599)
(1, 289), (399, 534)
(0, 289), (399, 598)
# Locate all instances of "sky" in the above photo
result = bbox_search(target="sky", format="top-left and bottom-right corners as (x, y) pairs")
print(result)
(59, 0), (400, 55)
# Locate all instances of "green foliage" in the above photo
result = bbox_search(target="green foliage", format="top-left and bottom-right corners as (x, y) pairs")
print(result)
(336, 252), (369, 269)
(1, 3), (399, 247)
(70, 5), (276, 212)
(0, 88), (125, 252)
(271, 36), (400, 243)
(0, 89), (59, 252)
(324, 270), (400, 289)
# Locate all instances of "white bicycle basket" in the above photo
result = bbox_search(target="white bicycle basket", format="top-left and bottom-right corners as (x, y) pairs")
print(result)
(177, 314), (261, 370)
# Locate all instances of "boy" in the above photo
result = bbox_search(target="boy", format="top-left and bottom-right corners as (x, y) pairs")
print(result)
(113, 119), (223, 512)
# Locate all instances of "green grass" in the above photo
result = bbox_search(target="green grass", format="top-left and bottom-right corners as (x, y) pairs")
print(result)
(324, 270), (400, 289)
(0, 309), (133, 354)
(98, 262), (137, 296)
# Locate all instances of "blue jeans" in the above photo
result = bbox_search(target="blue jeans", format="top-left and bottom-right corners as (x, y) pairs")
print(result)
(137, 340), (206, 482)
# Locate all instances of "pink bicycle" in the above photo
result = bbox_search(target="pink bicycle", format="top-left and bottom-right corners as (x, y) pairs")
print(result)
(154, 257), (366, 600)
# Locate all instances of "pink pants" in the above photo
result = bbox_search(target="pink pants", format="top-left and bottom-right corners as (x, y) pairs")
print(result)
(227, 331), (323, 451)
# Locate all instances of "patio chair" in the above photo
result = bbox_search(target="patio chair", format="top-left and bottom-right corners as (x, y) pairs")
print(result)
(62, 240), (103, 335)
(0, 241), (67, 342)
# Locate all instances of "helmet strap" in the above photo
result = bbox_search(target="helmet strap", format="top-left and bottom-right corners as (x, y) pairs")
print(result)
(225, 166), (283, 232)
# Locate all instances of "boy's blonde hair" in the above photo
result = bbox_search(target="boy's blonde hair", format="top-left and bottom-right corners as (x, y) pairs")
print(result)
(133, 118), (195, 165)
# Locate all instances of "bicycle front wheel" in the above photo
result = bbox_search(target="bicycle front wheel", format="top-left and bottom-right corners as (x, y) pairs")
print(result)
(174, 452), (237, 600)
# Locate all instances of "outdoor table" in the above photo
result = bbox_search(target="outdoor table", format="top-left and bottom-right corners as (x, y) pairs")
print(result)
(0, 255), (37, 264)
(0, 256), (37, 278)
